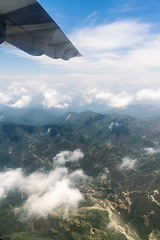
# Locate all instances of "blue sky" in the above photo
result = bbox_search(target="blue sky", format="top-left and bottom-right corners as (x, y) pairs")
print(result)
(41, 0), (160, 26)
(1, 0), (160, 110)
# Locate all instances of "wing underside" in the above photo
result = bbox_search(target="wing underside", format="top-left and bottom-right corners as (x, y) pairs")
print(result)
(0, 0), (81, 60)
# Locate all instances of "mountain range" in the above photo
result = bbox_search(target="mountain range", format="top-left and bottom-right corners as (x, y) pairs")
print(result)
(1, 104), (160, 126)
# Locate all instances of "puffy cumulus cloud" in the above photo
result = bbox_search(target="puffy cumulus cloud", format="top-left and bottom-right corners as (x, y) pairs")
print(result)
(82, 88), (133, 109)
(0, 81), (30, 108)
(120, 157), (137, 170)
(53, 149), (84, 166)
(95, 90), (133, 108)
(90, 86), (160, 109)
(24, 178), (82, 218)
(22, 167), (85, 218)
(10, 95), (32, 108)
(42, 89), (71, 109)
(0, 150), (86, 219)
(144, 147), (160, 155)
(136, 88), (160, 102)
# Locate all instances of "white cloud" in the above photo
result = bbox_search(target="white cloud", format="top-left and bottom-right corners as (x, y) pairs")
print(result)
(42, 89), (71, 109)
(120, 157), (137, 170)
(0, 168), (23, 199)
(23, 168), (84, 218)
(10, 95), (32, 108)
(8, 82), (27, 96)
(53, 149), (84, 166)
(71, 21), (149, 51)
(137, 88), (160, 102)
(87, 11), (98, 19)
(0, 150), (85, 219)
(0, 92), (12, 104)
(144, 147), (160, 155)
(24, 178), (82, 218)
(82, 88), (133, 109)
(95, 90), (133, 108)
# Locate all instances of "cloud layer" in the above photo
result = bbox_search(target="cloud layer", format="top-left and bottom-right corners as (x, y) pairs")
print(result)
(0, 150), (85, 219)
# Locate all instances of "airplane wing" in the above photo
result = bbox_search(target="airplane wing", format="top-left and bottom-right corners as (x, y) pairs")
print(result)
(0, 0), (81, 60)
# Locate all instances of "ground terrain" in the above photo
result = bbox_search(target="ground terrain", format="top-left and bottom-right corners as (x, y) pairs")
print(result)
(0, 111), (160, 239)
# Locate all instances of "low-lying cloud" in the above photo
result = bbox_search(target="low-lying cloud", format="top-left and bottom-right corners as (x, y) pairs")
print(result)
(120, 157), (137, 170)
(10, 95), (32, 108)
(144, 147), (160, 155)
(0, 150), (86, 219)
(53, 149), (84, 166)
